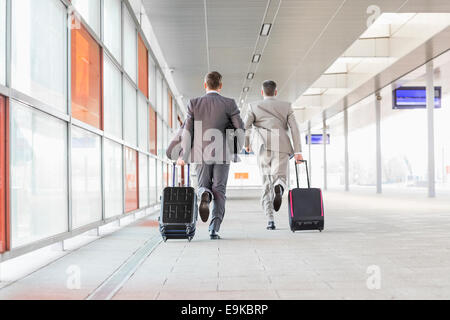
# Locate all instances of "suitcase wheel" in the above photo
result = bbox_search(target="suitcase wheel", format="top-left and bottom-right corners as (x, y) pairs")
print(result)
(163, 237), (168, 242)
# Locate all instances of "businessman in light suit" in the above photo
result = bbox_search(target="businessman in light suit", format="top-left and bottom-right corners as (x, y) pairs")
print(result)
(244, 80), (303, 230)
(178, 72), (245, 240)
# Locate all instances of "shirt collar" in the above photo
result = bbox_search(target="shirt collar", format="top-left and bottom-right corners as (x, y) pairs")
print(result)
(264, 96), (276, 100)
(206, 90), (221, 95)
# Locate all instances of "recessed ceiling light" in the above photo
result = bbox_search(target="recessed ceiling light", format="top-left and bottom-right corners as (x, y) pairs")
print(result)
(252, 54), (261, 63)
(243, 87), (250, 93)
(247, 73), (255, 80)
(260, 23), (272, 36)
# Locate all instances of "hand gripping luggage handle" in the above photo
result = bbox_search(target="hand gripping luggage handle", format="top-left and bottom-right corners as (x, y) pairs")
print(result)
(294, 160), (311, 189)
(172, 163), (191, 187)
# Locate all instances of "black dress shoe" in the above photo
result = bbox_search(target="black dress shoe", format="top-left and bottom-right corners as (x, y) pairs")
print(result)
(199, 193), (211, 223)
(273, 185), (284, 212)
(267, 221), (276, 230)
(210, 230), (221, 240)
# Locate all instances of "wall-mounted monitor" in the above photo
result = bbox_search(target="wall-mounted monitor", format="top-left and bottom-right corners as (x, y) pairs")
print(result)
(393, 86), (442, 109)
(306, 134), (330, 145)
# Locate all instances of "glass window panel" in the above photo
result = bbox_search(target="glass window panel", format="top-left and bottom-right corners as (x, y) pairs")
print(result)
(103, 0), (122, 62)
(149, 158), (156, 204)
(327, 113), (345, 190)
(138, 35), (149, 98)
(0, 0), (5, 86)
(10, 101), (68, 248)
(138, 94), (149, 151)
(149, 56), (156, 107)
(123, 6), (137, 83)
(104, 139), (123, 219)
(71, 126), (102, 229)
(123, 79), (137, 146)
(156, 71), (162, 114)
(124, 147), (138, 212)
(139, 153), (149, 208)
(149, 107), (157, 155)
(348, 96), (376, 190)
(12, 0), (67, 112)
(156, 160), (162, 202)
(157, 116), (163, 156)
(104, 55), (122, 139)
(71, 22), (102, 129)
(71, 0), (101, 36)
(168, 93), (173, 128)
(162, 82), (168, 122)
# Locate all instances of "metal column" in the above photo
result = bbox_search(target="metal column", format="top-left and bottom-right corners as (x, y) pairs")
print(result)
(426, 61), (436, 198)
(375, 93), (382, 194)
(344, 108), (349, 191)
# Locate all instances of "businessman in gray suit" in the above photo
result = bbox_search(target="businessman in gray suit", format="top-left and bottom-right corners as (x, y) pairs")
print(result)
(244, 80), (303, 230)
(178, 72), (245, 240)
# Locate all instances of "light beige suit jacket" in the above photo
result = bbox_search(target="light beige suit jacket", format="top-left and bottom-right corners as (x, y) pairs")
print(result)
(244, 97), (302, 155)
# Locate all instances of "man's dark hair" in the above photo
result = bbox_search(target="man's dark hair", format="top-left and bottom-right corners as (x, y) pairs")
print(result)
(205, 71), (223, 90)
(263, 80), (277, 96)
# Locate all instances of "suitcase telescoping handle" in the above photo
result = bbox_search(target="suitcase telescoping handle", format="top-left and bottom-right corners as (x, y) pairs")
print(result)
(294, 160), (311, 189)
(172, 163), (191, 187)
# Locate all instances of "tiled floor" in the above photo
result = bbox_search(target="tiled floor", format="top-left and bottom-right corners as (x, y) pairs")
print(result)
(1, 189), (450, 300)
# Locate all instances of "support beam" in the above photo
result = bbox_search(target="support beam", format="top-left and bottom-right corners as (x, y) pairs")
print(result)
(375, 92), (382, 194)
(344, 108), (349, 191)
(426, 61), (436, 198)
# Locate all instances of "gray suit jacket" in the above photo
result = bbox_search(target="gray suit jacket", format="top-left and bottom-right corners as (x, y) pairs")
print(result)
(244, 97), (302, 155)
(180, 92), (245, 164)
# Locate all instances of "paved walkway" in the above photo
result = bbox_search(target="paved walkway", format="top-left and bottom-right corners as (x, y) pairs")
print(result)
(1, 189), (450, 300)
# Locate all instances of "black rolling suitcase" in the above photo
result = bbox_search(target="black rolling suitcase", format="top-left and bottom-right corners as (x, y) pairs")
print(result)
(159, 164), (198, 242)
(288, 160), (325, 232)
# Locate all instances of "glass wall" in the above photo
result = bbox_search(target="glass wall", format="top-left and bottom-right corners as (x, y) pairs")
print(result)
(12, 0), (67, 112)
(103, 0), (122, 62)
(71, 0), (101, 36)
(0, 0), (5, 86)
(71, 126), (102, 229)
(104, 139), (123, 219)
(10, 101), (68, 248)
(0, 95), (4, 253)
(2, 0), (178, 254)
(309, 124), (324, 189)
(103, 55), (123, 139)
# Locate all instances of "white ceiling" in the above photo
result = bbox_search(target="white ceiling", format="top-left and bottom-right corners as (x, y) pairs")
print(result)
(142, 0), (450, 108)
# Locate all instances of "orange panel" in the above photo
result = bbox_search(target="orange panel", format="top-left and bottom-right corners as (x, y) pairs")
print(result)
(235, 173), (249, 180)
(0, 96), (6, 253)
(138, 35), (149, 98)
(125, 148), (139, 213)
(149, 107), (157, 155)
(71, 20), (102, 129)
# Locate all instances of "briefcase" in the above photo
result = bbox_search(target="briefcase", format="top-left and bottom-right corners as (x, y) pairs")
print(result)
(288, 160), (325, 232)
(159, 164), (198, 242)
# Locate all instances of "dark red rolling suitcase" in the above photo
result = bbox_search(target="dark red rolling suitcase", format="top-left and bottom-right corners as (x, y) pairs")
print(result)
(288, 160), (325, 233)
(159, 164), (198, 242)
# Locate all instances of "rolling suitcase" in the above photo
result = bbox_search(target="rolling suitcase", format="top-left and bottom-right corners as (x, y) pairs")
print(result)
(288, 160), (325, 232)
(159, 164), (198, 242)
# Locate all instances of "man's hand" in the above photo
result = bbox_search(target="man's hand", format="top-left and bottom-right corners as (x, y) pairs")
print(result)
(177, 158), (186, 166)
(245, 146), (251, 153)
(294, 153), (304, 164)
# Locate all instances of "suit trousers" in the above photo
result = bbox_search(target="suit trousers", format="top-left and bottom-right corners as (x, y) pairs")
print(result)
(257, 148), (290, 222)
(195, 163), (231, 232)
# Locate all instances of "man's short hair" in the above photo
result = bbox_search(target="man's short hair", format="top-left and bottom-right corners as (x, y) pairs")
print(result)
(205, 71), (223, 90)
(263, 80), (277, 96)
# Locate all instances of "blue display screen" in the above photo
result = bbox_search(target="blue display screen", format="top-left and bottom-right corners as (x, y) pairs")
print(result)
(393, 87), (441, 109)
(306, 134), (330, 145)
